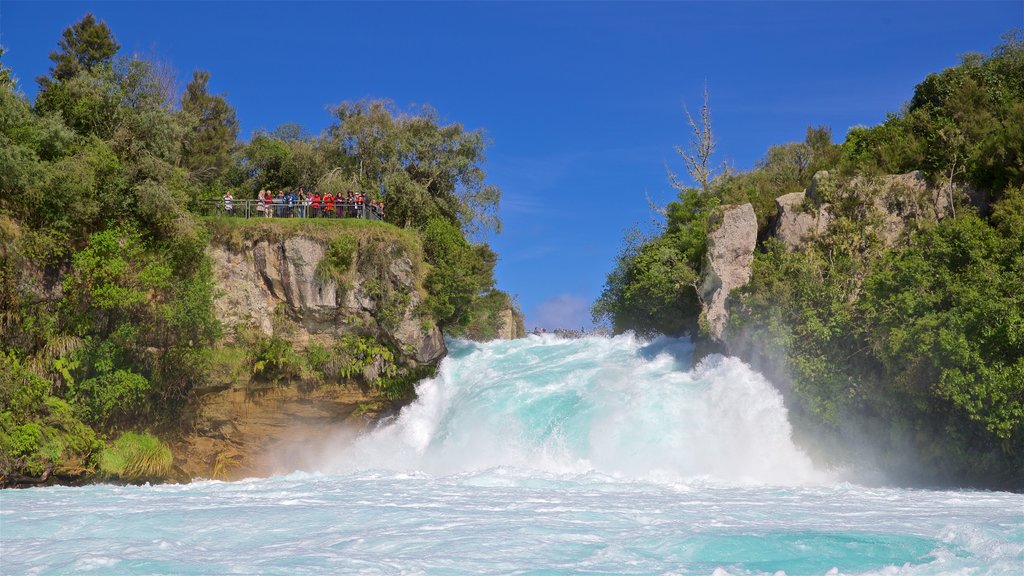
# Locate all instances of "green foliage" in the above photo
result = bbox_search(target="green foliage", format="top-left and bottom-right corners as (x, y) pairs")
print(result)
(0, 352), (102, 480)
(462, 290), (522, 341)
(37, 13), (120, 87)
(180, 70), (239, 184)
(0, 46), (15, 90)
(327, 99), (502, 235)
(838, 32), (1024, 200)
(422, 218), (498, 333)
(98, 431), (173, 481)
(63, 226), (151, 314)
(333, 335), (397, 381)
(860, 214), (1023, 440)
(373, 365), (435, 404)
(729, 209), (1024, 484)
(68, 369), (150, 428)
(594, 188), (717, 336)
(248, 333), (305, 384)
(991, 184), (1024, 235)
(246, 329), (401, 399)
(316, 235), (357, 283)
(0, 351), (51, 417)
(715, 126), (840, 231)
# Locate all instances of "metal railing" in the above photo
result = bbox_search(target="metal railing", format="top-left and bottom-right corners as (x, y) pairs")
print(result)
(199, 199), (384, 221)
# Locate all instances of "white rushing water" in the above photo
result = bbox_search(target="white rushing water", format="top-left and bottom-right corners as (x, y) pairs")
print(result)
(2, 335), (1022, 575)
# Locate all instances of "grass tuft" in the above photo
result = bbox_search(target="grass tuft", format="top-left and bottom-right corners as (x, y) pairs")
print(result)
(99, 431), (173, 481)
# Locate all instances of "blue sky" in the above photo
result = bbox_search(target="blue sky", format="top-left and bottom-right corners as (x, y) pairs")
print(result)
(2, 1), (1020, 329)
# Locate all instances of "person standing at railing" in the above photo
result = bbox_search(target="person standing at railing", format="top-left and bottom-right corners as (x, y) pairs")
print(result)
(298, 188), (308, 218)
(355, 192), (364, 218)
(256, 190), (266, 218)
(311, 191), (321, 218)
(224, 191), (234, 216)
(323, 192), (336, 218)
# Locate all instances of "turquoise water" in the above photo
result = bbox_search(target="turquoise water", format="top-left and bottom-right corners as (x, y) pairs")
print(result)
(2, 335), (1022, 575)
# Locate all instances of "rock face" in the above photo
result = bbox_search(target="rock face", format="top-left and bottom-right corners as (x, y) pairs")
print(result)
(873, 170), (955, 245)
(177, 383), (370, 480)
(771, 191), (830, 251)
(209, 235), (445, 364)
(700, 203), (757, 341)
(183, 231), (446, 479)
(772, 170), (956, 251)
(495, 307), (526, 340)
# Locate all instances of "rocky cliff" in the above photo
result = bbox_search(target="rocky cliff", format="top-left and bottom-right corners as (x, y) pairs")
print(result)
(208, 232), (445, 364)
(699, 170), (959, 344)
(177, 221), (446, 479)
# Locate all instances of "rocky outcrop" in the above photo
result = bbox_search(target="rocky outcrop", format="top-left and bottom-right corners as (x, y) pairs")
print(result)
(182, 230), (446, 479)
(176, 382), (370, 480)
(495, 307), (526, 340)
(772, 170), (956, 251)
(700, 203), (757, 341)
(872, 170), (955, 244)
(771, 191), (830, 251)
(209, 234), (445, 365)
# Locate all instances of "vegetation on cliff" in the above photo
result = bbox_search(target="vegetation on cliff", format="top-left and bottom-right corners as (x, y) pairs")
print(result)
(0, 14), (517, 484)
(595, 33), (1024, 488)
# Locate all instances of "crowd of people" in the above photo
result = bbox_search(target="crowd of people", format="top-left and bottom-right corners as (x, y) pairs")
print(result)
(221, 188), (385, 220)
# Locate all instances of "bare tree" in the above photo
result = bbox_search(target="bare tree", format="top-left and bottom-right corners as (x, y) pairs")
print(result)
(674, 82), (717, 193)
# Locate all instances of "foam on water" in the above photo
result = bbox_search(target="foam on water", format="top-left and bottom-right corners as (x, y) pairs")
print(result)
(327, 334), (822, 484)
(2, 334), (1022, 575)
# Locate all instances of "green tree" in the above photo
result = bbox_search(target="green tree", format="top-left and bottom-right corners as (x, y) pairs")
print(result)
(0, 46), (15, 91)
(37, 13), (119, 89)
(328, 99), (502, 235)
(422, 217), (497, 332)
(180, 70), (239, 183)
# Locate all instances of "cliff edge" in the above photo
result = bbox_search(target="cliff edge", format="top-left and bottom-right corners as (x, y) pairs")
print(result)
(178, 220), (446, 479)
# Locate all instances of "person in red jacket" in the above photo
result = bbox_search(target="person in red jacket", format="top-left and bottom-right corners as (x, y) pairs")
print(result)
(310, 192), (322, 218)
(323, 192), (336, 218)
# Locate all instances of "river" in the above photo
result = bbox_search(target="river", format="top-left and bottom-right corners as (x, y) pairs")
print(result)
(2, 335), (1021, 575)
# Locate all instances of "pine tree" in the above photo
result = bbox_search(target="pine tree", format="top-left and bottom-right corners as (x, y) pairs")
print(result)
(180, 70), (239, 182)
(36, 13), (120, 89)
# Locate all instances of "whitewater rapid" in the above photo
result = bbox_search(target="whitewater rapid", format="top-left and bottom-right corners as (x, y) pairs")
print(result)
(325, 334), (822, 484)
(2, 334), (1021, 575)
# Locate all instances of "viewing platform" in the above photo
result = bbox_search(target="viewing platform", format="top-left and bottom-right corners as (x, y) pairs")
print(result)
(199, 199), (384, 221)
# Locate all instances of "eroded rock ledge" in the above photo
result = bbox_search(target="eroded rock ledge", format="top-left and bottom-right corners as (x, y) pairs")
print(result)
(178, 227), (445, 479)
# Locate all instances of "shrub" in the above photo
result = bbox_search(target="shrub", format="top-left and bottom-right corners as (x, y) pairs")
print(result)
(316, 235), (357, 283)
(98, 431), (173, 481)
(248, 333), (304, 384)
(68, 369), (150, 427)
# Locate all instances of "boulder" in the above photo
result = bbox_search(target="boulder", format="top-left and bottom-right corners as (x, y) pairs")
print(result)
(700, 203), (757, 341)
(771, 192), (829, 251)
